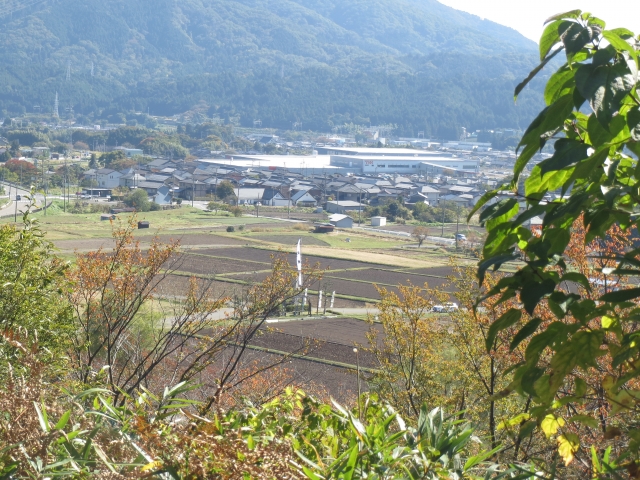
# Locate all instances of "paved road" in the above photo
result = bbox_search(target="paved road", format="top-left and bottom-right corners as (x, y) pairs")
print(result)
(0, 182), (46, 218)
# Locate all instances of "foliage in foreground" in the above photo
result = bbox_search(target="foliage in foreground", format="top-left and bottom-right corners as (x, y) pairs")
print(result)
(0, 329), (509, 479)
(474, 9), (640, 476)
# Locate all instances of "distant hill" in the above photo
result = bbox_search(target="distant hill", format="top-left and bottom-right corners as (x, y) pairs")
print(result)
(0, 0), (546, 137)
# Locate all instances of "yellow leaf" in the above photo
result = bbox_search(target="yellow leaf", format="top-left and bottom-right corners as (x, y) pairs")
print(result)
(497, 413), (530, 430)
(557, 433), (579, 466)
(601, 316), (616, 329)
(141, 460), (163, 472)
(541, 414), (565, 438)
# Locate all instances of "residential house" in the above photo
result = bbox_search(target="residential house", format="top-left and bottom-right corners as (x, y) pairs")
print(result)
(96, 169), (124, 188)
(418, 186), (439, 203)
(325, 200), (365, 214)
(236, 188), (265, 205)
(137, 181), (165, 196)
(261, 189), (289, 206)
(179, 179), (208, 200)
(119, 172), (146, 187)
(291, 190), (318, 207)
(154, 185), (173, 205)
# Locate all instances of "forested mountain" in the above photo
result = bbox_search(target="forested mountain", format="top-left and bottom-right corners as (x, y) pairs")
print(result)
(0, 0), (546, 137)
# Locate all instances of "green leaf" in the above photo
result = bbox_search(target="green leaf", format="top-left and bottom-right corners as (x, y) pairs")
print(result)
(560, 272), (591, 292)
(463, 445), (503, 471)
(576, 61), (636, 128)
(609, 28), (635, 39)
(510, 318), (542, 351)
(628, 106), (640, 141)
(515, 48), (563, 100)
(525, 165), (574, 197)
(467, 188), (500, 222)
(521, 279), (557, 314)
(515, 94), (575, 182)
(568, 414), (598, 428)
(538, 138), (590, 175)
(602, 30), (637, 59)
(477, 253), (518, 285)
(544, 10), (582, 24)
(561, 23), (601, 62)
(486, 309), (521, 351)
(544, 67), (575, 105)
(539, 20), (571, 61)
(518, 421), (537, 439)
(343, 444), (359, 480)
(54, 410), (71, 431)
(575, 378), (587, 397)
(485, 198), (519, 231)
(601, 287), (640, 303)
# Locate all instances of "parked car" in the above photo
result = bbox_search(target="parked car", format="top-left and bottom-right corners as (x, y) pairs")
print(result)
(432, 302), (459, 313)
(15, 194), (21, 201)
(455, 233), (466, 241)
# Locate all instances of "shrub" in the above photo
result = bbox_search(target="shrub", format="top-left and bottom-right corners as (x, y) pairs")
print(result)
(226, 226), (235, 232)
(238, 225), (244, 231)
(123, 189), (151, 212)
(150, 202), (162, 211)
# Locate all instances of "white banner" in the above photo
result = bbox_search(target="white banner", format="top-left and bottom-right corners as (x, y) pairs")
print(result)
(296, 238), (303, 288)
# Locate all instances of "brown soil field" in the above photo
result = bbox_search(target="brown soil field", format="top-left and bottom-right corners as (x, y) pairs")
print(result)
(229, 348), (361, 403)
(328, 268), (450, 288)
(53, 233), (252, 252)
(190, 247), (388, 271)
(156, 275), (250, 298)
(401, 266), (459, 277)
(175, 254), (269, 275)
(53, 238), (116, 252)
(220, 271), (387, 301)
(161, 273), (368, 307)
(137, 233), (252, 247)
(250, 234), (330, 247)
(251, 331), (378, 368)
(268, 317), (379, 346)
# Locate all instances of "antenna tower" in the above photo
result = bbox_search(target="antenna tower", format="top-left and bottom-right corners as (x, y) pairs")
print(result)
(53, 92), (59, 118)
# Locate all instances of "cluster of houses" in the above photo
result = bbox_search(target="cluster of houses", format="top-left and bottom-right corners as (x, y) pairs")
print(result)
(79, 157), (495, 228)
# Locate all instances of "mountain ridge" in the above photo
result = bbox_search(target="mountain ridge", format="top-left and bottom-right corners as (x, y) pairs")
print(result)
(0, 0), (545, 137)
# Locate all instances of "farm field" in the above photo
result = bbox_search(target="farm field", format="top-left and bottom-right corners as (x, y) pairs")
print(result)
(15, 207), (476, 397)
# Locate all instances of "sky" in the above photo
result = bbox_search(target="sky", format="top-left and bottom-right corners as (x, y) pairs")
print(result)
(437, 1), (640, 42)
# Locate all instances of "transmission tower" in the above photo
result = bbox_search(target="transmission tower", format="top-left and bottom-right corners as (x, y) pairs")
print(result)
(53, 92), (59, 118)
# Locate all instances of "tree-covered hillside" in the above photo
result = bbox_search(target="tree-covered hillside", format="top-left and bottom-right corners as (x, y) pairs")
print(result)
(0, 0), (544, 136)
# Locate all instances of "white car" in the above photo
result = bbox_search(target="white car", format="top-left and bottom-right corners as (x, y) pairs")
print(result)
(432, 302), (459, 313)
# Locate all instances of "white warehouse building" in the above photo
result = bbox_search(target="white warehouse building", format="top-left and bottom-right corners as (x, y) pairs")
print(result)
(329, 155), (479, 174)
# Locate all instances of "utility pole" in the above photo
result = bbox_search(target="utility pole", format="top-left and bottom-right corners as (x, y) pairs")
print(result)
(64, 156), (67, 212)
(441, 200), (445, 237)
(192, 180), (195, 207)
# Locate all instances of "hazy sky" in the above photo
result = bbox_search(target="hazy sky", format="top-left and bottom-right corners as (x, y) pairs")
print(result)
(437, 1), (640, 42)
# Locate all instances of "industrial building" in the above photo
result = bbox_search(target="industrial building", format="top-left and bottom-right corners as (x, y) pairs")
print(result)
(197, 148), (479, 175)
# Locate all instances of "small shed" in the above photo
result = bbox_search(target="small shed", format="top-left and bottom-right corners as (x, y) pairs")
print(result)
(371, 216), (387, 227)
(329, 214), (354, 229)
(138, 221), (150, 229)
